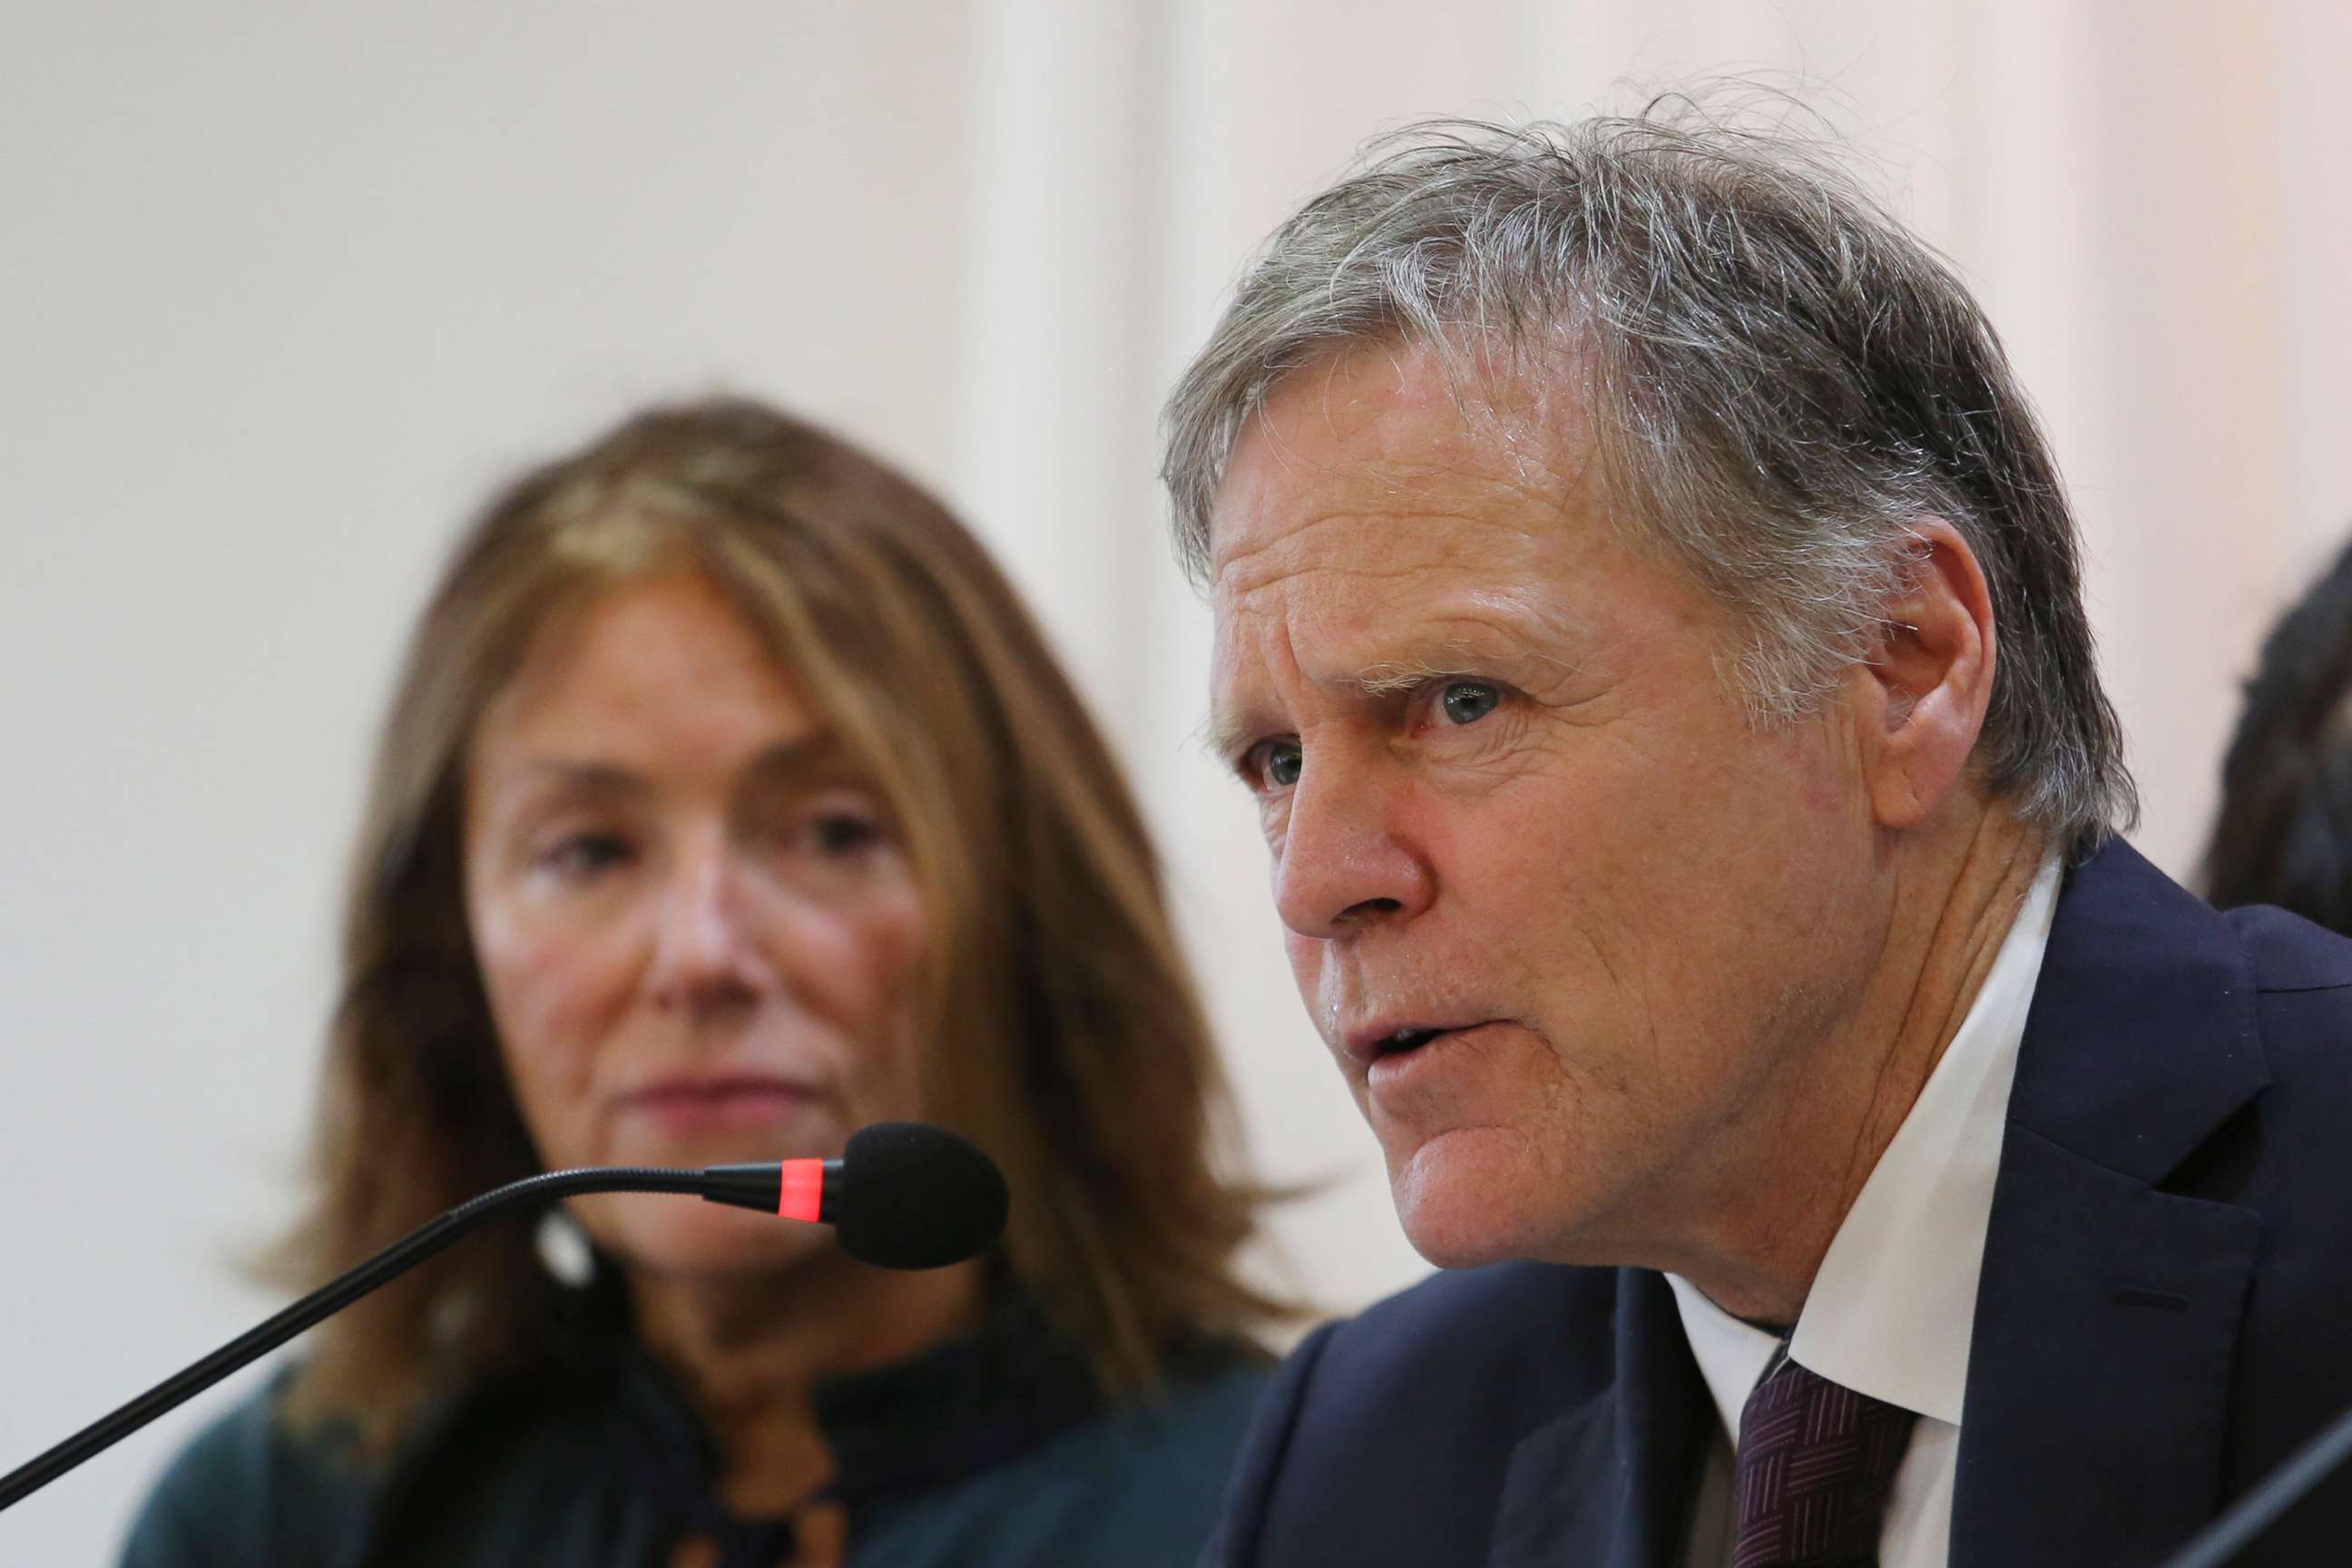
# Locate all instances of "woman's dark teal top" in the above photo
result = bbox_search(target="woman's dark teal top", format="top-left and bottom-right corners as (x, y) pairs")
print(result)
(119, 1295), (1267, 1567)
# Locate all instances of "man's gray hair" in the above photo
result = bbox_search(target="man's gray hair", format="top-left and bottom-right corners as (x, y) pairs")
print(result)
(1161, 108), (2136, 852)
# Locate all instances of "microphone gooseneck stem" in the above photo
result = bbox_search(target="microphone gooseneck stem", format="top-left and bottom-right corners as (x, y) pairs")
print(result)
(0, 1164), (717, 1512)
(2156, 1396), (2352, 1568)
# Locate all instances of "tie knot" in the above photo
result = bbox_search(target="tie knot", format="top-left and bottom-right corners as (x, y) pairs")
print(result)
(1730, 1355), (1918, 1568)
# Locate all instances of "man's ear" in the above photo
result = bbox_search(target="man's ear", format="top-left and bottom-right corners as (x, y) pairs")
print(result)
(1859, 522), (1997, 831)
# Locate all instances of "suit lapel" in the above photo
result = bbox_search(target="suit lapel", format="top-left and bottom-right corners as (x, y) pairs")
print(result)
(1488, 1269), (1711, 1568)
(1951, 841), (2268, 1567)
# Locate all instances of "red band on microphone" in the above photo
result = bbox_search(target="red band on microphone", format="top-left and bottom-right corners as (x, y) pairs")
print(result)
(778, 1160), (825, 1223)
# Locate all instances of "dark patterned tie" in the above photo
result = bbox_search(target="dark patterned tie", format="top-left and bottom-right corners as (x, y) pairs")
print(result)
(1730, 1353), (1919, 1568)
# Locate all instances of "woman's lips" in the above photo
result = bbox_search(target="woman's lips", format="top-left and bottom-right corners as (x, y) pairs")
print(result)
(618, 1076), (819, 1136)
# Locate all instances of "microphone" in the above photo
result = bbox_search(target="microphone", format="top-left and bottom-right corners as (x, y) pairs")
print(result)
(706, 1121), (1012, 1270)
(0, 1121), (1006, 1512)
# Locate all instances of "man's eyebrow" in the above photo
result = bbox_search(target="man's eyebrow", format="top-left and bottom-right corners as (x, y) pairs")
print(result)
(1200, 633), (1582, 766)
(1198, 652), (1475, 765)
(1352, 651), (1481, 695)
(1198, 707), (1259, 769)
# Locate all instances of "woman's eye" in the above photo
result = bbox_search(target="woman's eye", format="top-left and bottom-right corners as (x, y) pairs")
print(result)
(1438, 681), (1502, 726)
(808, 810), (883, 856)
(540, 832), (632, 879)
(1254, 740), (1303, 789)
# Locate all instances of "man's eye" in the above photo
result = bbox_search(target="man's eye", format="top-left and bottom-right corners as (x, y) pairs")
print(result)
(1252, 740), (1303, 789)
(1439, 681), (1502, 726)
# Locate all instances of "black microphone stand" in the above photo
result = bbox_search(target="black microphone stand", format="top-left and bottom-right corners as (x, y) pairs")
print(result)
(0, 1161), (789, 1512)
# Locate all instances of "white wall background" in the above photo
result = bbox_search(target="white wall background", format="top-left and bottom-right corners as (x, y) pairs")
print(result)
(5, 2), (2349, 1560)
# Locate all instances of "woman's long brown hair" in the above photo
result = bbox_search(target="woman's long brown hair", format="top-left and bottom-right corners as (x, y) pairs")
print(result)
(277, 398), (1285, 1452)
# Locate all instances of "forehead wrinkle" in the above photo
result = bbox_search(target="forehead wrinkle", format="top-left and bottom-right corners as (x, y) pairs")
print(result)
(1348, 589), (1590, 691)
(1215, 330), (1600, 559)
(1214, 500), (1563, 610)
(1208, 360), (1416, 574)
(1213, 428), (1583, 593)
(1206, 601), (1308, 764)
(1352, 616), (1584, 696)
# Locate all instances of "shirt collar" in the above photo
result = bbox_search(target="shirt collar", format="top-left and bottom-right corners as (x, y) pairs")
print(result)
(1671, 853), (2063, 1432)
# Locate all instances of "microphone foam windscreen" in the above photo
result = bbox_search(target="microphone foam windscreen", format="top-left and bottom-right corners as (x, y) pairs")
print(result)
(833, 1122), (1009, 1270)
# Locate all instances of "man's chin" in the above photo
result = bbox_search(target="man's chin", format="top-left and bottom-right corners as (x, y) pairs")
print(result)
(1387, 1131), (1577, 1270)
(1398, 1217), (1523, 1270)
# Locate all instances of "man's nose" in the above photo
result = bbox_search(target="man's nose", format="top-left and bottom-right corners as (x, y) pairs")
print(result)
(1271, 752), (1434, 940)
(645, 837), (769, 1014)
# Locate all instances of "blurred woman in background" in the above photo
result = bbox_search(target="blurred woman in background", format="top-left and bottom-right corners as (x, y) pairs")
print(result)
(123, 399), (1282, 1568)
(2205, 536), (2352, 928)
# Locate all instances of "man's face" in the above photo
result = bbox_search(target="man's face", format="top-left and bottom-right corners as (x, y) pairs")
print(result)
(1208, 345), (1885, 1271)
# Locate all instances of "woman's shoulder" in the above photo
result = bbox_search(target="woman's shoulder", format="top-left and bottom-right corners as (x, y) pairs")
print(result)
(119, 1372), (374, 1568)
(853, 1348), (1273, 1568)
(1089, 1348), (1274, 1494)
(1088, 1347), (1275, 1466)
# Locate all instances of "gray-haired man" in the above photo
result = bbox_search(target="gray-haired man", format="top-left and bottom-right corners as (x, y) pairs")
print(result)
(1169, 112), (2352, 1567)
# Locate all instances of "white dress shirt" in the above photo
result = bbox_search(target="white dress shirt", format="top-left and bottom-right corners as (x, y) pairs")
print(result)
(1670, 856), (2063, 1568)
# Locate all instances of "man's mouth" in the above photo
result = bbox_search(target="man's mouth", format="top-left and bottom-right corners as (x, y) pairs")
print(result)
(1344, 1020), (1487, 1067)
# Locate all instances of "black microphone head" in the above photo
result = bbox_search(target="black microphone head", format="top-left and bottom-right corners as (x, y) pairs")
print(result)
(832, 1122), (1009, 1269)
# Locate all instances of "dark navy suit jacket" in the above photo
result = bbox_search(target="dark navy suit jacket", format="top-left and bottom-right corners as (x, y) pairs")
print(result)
(1209, 842), (2352, 1566)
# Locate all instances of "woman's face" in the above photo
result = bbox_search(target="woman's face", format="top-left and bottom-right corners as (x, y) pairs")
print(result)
(463, 570), (929, 1281)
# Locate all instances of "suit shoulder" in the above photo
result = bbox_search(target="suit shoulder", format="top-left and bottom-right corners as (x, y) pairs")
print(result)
(1305, 1260), (1624, 1439)
(1207, 1262), (1619, 1566)
(2227, 902), (2352, 994)
(1322, 1259), (1618, 1376)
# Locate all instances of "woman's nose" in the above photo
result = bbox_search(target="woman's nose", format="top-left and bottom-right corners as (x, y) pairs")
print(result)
(644, 838), (769, 1015)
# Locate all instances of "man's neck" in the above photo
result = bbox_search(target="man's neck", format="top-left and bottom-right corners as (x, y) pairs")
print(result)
(1679, 805), (2050, 1326)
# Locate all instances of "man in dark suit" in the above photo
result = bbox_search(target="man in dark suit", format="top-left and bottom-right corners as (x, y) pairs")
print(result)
(1157, 109), (2352, 1565)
